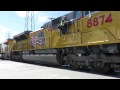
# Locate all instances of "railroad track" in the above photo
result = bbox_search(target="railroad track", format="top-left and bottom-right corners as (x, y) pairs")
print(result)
(12, 60), (120, 78)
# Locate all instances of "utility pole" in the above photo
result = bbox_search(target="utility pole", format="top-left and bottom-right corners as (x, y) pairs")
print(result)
(6, 31), (11, 39)
(24, 11), (35, 31)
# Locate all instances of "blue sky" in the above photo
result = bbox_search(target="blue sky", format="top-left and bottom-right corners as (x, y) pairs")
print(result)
(0, 11), (72, 43)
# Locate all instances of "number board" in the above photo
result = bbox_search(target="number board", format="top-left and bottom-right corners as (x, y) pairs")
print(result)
(86, 13), (112, 28)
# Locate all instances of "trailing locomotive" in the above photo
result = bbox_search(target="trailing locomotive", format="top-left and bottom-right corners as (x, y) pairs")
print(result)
(2, 11), (120, 73)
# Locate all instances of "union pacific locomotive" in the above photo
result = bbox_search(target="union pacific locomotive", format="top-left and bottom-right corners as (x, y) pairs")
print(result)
(1, 11), (120, 73)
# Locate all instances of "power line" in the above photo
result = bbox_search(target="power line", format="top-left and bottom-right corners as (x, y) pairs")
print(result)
(24, 11), (35, 31)
(6, 31), (12, 39)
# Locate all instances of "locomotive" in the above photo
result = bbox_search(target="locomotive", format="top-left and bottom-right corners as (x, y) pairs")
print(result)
(1, 11), (120, 73)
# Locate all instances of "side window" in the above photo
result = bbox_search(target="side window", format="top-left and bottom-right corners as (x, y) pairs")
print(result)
(38, 32), (41, 37)
(75, 11), (81, 18)
(82, 11), (89, 16)
(85, 11), (89, 16)
(83, 11), (97, 16)
(40, 32), (42, 37)
(41, 32), (44, 37)
(38, 31), (44, 37)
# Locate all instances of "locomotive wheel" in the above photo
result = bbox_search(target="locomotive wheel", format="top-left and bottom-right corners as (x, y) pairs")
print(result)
(95, 63), (111, 74)
(95, 67), (110, 74)
(70, 61), (80, 70)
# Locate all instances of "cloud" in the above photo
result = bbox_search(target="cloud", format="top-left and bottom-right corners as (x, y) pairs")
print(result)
(0, 25), (18, 43)
(16, 11), (26, 18)
(38, 16), (49, 23)
(15, 11), (38, 18)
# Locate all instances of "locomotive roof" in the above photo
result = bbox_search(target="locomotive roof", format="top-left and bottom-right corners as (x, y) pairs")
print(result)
(40, 11), (84, 29)
(41, 11), (74, 29)
(13, 31), (32, 39)
(13, 31), (32, 42)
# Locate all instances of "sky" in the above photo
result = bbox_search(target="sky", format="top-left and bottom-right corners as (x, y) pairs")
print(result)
(0, 11), (72, 43)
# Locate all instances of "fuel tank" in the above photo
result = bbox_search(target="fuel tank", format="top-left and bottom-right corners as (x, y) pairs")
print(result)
(22, 54), (60, 65)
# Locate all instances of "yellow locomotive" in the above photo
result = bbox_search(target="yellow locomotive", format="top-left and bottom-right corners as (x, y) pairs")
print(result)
(2, 11), (120, 73)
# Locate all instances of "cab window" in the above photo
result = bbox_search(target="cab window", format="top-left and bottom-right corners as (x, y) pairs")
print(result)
(83, 11), (99, 16)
